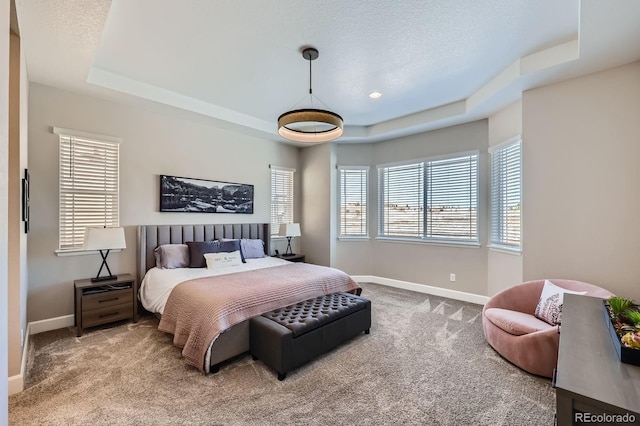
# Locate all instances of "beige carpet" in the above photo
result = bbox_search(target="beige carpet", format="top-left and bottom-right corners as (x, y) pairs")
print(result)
(9, 283), (555, 425)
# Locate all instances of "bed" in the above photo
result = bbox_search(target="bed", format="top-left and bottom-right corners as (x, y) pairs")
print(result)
(137, 223), (361, 373)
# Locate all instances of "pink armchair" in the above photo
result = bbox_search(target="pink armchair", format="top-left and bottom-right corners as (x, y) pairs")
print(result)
(482, 279), (613, 377)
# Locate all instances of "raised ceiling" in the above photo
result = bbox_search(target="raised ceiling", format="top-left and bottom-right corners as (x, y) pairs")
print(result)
(15, 0), (640, 144)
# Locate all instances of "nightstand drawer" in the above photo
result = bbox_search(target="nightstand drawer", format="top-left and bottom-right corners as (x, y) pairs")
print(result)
(82, 303), (133, 328)
(74, 274), (137, 337)
(83, 288), (133, 311)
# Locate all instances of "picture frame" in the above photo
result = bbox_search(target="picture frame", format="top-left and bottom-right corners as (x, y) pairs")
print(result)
(22, 168), (29, 233)
(160, 175), (254, 214)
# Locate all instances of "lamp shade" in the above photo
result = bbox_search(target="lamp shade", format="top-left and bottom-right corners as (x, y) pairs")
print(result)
(83, 227), (126, 251)
(278, 223), (301, 238)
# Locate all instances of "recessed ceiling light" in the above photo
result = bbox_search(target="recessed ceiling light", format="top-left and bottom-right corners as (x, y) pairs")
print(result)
(369, 91), (383, 99)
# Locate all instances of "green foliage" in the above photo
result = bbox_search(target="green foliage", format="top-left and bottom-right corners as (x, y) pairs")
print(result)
(623, 309), (640, 327)
(608, 296), (634, 315)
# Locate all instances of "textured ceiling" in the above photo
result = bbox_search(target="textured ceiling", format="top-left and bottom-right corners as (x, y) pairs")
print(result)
(15, 0), (640, 145)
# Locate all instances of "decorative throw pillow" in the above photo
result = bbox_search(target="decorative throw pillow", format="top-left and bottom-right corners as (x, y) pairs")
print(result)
(241, 239), (265, 259)
(219, 238), (264, 260)
(186, 241), (221, 268)
(187, 240), (246, 268)
(153, 244), (189, 269)
(219, 239), (246, 263)
(204, 250), (243, 269)
(534, 280), (587, 325)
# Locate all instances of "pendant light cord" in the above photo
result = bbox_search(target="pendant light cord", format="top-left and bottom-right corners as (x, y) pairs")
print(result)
(308, 55), (314, 108)
(288, 48), (333, 110)
(309, 54), (313, 95)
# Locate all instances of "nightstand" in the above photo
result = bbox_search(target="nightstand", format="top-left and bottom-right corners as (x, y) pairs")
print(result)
(74, 273), (137, 337)
(276, 254), (305, 263)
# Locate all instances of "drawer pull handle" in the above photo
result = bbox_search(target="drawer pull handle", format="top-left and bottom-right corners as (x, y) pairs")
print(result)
(99, 297), (119, 303)
(99, 312), (119, 319)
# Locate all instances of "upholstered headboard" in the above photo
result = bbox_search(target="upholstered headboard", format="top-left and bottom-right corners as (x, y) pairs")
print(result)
(137, 223), (270, 284)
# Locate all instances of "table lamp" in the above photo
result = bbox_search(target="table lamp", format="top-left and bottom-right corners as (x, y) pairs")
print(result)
(83, 226), (126, 282)
(278, 223), (301, 256)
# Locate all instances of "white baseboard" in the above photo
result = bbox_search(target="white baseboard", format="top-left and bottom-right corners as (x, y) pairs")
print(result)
(28, 314), (74, 335)
(8, 322), (31, 395)
(8, 373), (22, 395)
(8, 315), (74, 395)
(352, 275), (489, 305)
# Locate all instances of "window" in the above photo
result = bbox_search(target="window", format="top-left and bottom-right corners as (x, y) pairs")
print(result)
(379, 162), (424, 237)
(378, 152), (478, 243)
(489, 138), (522, 250)
(338, 167), (369, 238)
(270, 166), (295, 236)
(56, 128), (121, 252)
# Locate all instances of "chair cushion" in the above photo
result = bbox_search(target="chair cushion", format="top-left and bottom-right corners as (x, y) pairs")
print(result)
(484, 308), (553, 336)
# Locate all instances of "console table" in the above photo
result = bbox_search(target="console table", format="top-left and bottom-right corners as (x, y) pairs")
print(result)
(555, 293), (640, 425)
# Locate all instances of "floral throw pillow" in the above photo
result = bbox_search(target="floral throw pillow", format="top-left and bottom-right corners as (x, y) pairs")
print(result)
(534, 280), (587, 325)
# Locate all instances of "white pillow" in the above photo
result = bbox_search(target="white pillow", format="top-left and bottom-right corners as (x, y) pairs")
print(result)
(204, 250), (243, 269)
(534, 280), (587, 325)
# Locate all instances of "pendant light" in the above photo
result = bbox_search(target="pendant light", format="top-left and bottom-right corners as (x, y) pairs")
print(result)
(278, 48), (343, 143)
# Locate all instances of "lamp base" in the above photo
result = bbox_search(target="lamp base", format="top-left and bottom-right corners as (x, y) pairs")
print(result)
(91, 275), (118, 283)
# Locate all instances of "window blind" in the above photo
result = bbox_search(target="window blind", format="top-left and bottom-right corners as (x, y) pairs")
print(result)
(490, 139), (521, 249)
(339, 167), (368, 237)
(378, 152), (478, 243)
(270, 166), (295, 236)
(379, 162), (424, 237)
(59, 134), (120, 251)
(426, 154), (478, 241)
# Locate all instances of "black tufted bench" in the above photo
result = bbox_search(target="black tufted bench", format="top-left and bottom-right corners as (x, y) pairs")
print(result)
(249, 292), (371, 380)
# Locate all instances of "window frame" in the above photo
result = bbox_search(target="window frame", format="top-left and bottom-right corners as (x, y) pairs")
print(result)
(337, 166), (369, 240)
(377, 150), (480, 246)
(488, 136), (522, 253)
(270, 165), (295, 237)
(55, 127), (122, 254)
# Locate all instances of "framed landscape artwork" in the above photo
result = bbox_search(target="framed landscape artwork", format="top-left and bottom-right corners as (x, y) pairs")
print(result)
(160, 175), (254, 214)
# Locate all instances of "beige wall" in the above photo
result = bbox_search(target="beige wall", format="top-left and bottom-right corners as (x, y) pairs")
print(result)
(300, 142), (336, 266)
(18, 21), (27, 373)
(371, 121), (489, 295)
(27, 83), (299, 322)
(333, 143), (374, 275)
(333, 121), (490, 296)
(487, 100), (523, 295)
(8, 30), (28, 378)
(522, 61), (640, 301)
(1, 0), (10, 417)
(7, 31), (18, 377)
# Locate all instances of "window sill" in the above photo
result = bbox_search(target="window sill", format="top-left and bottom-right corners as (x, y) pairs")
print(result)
(55, 249), (123, 257)
(337, 236), (370, 241)
(375, 237), (481, 249)
(488, 245), (522, 256)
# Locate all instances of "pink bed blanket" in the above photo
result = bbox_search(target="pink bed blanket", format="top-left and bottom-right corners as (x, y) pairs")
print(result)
(158, 262), (361, 372)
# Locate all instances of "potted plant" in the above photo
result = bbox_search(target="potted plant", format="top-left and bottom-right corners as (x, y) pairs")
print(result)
(604, 296), (640, 365)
